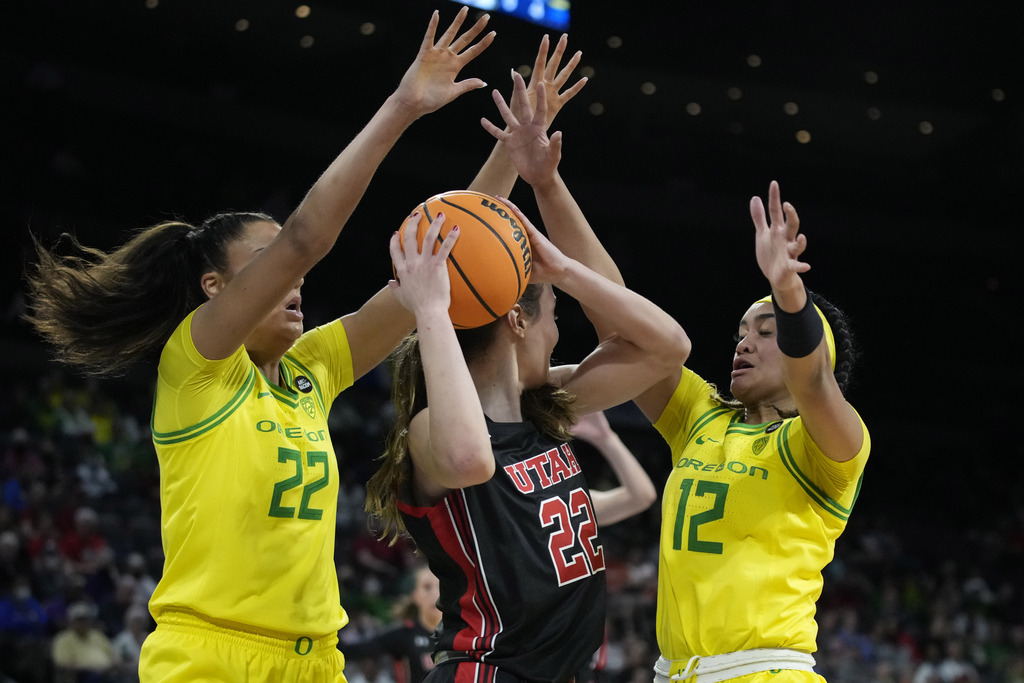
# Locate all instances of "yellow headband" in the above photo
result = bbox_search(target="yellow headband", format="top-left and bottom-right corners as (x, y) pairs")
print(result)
(755, 295), (836, 371)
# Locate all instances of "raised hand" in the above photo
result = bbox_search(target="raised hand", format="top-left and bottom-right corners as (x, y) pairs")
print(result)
(389, 212), (459, 318)
(394, 7), (495, 117)
(500, 34), (586, 133)
(750, 180), (809, 292)
(482, 72), (562, 186)
(526, 33), (587, 128)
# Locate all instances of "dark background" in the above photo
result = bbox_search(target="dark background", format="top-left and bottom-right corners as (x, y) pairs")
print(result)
(4, 0), (1022, 523)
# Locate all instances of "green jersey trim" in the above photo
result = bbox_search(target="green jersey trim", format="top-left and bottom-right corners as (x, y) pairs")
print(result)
(684, 407), (736, 446)
(264, 379), (299, 408)
(151, 367), (257, 445)
(777, 421), (853, 521)
(725, 421), (775, 436)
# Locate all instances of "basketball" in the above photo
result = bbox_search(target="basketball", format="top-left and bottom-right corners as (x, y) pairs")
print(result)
(396, 190), (532, 329)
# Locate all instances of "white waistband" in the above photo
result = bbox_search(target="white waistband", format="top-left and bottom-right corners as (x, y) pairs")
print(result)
(654, 649), (816, 683)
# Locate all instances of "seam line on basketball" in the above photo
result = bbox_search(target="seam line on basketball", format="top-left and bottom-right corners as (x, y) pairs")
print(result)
(439, 197), (523, 293)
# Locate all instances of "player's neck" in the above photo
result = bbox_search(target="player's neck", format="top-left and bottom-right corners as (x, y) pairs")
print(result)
(248, 350), (285, 388)
(469, 350), (523, 423)
(743, 401), (794, 425)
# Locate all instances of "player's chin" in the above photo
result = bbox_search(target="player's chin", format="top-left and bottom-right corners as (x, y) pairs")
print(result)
(275, 319), (304, 345)
(729, 378), (750, 403)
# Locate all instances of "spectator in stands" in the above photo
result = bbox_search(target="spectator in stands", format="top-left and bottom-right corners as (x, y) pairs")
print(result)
(51, 601), (115, 683)
(111, 603), (151, 682)
(0, 574), (51, 681)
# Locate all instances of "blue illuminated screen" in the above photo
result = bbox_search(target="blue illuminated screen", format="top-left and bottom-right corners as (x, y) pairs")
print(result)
(456, 0), (569, 31)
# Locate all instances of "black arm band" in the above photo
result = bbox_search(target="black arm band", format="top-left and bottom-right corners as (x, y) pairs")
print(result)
(772, 288), (823, 359)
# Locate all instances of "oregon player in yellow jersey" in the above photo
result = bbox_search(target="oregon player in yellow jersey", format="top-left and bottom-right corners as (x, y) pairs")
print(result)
(25, 8), (508, 680)
(509, 153), (868, 681)
(141, 310), (354, 676)
(631, 182), (870, 682)
(647, 366), (869, 682)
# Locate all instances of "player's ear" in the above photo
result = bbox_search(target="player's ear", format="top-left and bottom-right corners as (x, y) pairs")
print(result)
(505, 304), (527, 338)
(200, 271), (225, 299)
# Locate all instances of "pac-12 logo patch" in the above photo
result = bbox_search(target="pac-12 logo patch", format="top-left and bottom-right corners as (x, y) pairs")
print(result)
(752, 436), (769, 455)
(300, 397), (316, 419)
(295, 376), (313, 393)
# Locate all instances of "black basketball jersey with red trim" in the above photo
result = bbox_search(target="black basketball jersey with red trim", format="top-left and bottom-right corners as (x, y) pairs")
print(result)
(399, 418), (606, 683)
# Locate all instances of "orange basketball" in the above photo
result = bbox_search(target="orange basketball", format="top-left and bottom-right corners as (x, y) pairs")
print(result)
(396, 190), (532, 329)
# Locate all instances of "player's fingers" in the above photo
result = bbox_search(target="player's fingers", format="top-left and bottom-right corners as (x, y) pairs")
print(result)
(389, 230), (405, 269)
(401, 212), (422, 256)
(546, 33), (569, 80)
(418, 10), (440, 52)
(783, 202), (800, 238)
(530, 34), (550, 81)
(500, 197), (542, 241)
(767, 180), (785, 227)
(436, 224), (460, 261)
(498, 195), (526, 219)
(451, 77), (488, 97)
(456, 30), (495, 64)
(450, 12), (489, 53)
(554, 50), (582, 88)
(436, 5), (468, 47)
(490, 87), (518, 126)
(558, 76), (587, 104)
(423, 212), (446, 254)
(532, 83), (549, 125)
(749, 197), (768, 230)
(480, 116), (508, 141)
(549, 130), (564, 156)
(790, 233), (807, 257)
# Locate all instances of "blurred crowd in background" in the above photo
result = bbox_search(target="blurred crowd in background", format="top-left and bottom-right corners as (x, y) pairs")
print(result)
(1, 365), (1022, 683)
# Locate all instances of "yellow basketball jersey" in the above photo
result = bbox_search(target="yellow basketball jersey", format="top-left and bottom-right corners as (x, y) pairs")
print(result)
(149, 309), (354, 637)
(654, 367), (870, 660)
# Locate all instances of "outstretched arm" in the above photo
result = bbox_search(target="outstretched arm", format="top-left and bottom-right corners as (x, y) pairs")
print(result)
(481, 71), (620, 291)
(390, 213), (494, 503)
(573, 411), (657, 526)
(752, 180), (863, 462)
(483, 74), (689, 421)
(509, 199), (689, 414)
(193, 8), (495, 361)
(468, 33), (587, 199)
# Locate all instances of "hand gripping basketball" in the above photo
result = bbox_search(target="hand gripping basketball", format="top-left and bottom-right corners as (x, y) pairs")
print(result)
(396, 190), (532, 329)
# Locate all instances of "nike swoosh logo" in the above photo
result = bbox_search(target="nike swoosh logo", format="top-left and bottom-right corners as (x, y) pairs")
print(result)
(695, 435), (720, 445)
(257, 391), (272, 399)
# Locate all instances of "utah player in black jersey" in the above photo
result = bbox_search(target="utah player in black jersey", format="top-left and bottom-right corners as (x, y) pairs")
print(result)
(366, 171), (689, 683)
(351, 413), (653, 683)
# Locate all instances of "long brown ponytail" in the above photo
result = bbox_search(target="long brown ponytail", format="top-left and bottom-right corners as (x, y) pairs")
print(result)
(24, 212), (270, 377)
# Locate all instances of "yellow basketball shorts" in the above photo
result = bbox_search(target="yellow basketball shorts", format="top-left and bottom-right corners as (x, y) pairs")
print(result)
(665, 672), (826, 683)
(729, 673), (825, 683)
(139, 611), (347, 683)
